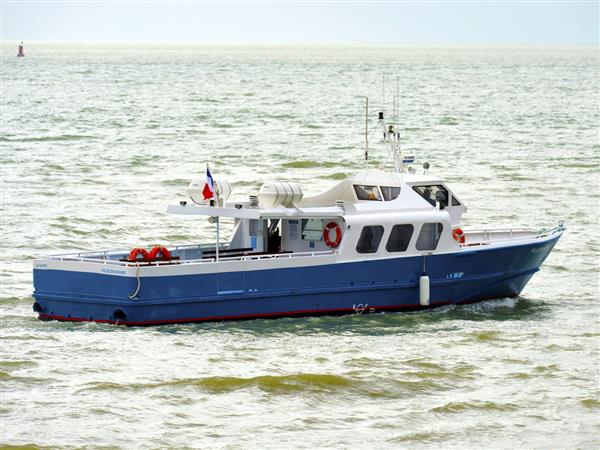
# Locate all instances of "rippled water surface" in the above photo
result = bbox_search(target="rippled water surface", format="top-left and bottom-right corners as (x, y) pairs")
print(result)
(1, 44), (599, 448)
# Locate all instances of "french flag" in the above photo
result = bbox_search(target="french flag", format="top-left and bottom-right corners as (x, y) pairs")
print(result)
(202, 166), (216, 201)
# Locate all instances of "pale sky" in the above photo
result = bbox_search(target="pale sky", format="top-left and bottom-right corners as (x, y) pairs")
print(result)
(1, 1), (598, 45)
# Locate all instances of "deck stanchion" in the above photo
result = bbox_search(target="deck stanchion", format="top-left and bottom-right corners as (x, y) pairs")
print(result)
(216, 216), (220, 262)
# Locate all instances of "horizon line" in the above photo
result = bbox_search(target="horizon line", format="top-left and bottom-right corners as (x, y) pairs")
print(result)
(1, 40), (598, 46)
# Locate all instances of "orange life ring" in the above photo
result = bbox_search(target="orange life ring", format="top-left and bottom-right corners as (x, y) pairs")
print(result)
(323, 222), (342, 248)
(128, 247), (150, 261)
(452, 228), (465, 244)
(149, 246), (171, 260)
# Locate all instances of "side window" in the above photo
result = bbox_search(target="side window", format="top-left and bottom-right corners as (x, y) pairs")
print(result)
(386, 224), (414, 252)
(380, 186), (401, 201)
(451, 196), (461, 206)
(354, 185), (382, 201)
(356, 226), (384, 254)
(301, 219), (324, 241)
(413, 185), (449, 208)
(416, 223), (443, 251)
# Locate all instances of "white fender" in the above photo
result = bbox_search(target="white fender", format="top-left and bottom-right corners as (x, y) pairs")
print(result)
(419, 275), (430, 306)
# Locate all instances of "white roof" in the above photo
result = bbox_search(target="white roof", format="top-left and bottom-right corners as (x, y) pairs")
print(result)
(167, 169), (456, 220)
(298, 168), (443, 208)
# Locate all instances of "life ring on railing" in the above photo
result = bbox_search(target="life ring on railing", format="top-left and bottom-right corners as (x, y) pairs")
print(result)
(149, 246), (171, 260)
(452, 228), (465, 244)
(128, 247), (150, 261)
(323, 222), (342, 248)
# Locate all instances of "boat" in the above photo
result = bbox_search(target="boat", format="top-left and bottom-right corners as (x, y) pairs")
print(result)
(32, 106), (564, 326)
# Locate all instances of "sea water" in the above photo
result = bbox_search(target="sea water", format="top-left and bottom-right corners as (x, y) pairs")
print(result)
(1, 44), (598, 448)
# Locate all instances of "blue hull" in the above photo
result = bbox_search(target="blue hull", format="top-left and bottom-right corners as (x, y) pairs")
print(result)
(33, 236), (559, 326)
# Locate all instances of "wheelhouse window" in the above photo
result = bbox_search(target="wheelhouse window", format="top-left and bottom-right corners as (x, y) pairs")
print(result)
(412, 185), (449, 208)
(354, 185), (382, 201)
(416, 223), (443, 251)
(451, 196), (461, 206)
(386, 224), (414, 252)
(380, 186), (401, 201)
(356, 226), (384, 254)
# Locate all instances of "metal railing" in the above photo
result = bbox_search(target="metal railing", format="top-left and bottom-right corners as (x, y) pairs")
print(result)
(461, 221), (565, 247)
(41, 249), (336, 267)
(49, 242), (221, 260)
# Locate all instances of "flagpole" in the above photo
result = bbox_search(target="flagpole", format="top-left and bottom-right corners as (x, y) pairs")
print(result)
(215, 168), (220, 262)
(216, 216), (219, 262)
(206, 162), (219, 262)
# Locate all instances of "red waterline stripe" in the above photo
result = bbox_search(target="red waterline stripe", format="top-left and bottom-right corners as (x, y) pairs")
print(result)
(38, 301), (450, 326)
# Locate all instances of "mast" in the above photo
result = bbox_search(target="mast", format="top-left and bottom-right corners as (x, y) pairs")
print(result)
(364, 97), (369, 168)
(394, 76), (399, 125)
(362, 79), (414, 175)
(381, 76), (385, 113)
(376, 76), (412, 174)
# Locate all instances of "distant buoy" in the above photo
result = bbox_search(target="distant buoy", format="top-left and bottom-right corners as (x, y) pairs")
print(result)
(17, 42), (25, 58)
(419, 275), (430, 306)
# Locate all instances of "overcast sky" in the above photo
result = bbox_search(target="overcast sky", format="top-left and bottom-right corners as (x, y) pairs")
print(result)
(1, 1), (598, 45)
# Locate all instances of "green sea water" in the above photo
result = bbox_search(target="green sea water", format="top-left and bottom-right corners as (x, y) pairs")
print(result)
(0, 44), (598, 448)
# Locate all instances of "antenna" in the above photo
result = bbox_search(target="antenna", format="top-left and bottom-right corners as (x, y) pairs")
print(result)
(381, 76), (385, 114)
(394, 76), (399, 126)
(362, 78), (415, 176)
(364, 97), (369, 168)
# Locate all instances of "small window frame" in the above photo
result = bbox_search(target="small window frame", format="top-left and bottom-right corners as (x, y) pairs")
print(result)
(353, 184), (382, 201)
(412, 185), (450, 208)
(380, 186), (401, 201)
(415, 223), (444, 251)
(356, 225), (385, 254)
(385, 224), (414, 253)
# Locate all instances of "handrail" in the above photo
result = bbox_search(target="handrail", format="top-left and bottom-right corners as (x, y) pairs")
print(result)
(47, 242), (228, 259)
(41, 250), (336, 267)
(461, 222), (564, 247)
(463, 221), (565, 236)
(50, 257), (127, 265)
(462, 227), (534, 234)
